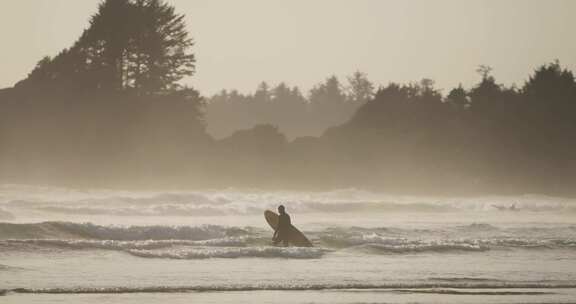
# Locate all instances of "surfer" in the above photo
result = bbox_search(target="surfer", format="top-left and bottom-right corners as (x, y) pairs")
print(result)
(273, 205), (291, 247)
(265, 206), (312, 247)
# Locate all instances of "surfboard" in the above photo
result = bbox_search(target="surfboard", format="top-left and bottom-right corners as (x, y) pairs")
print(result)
(264, 210), (313, 247)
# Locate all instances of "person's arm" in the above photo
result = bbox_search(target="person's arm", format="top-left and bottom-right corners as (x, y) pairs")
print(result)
(273, 228), (278, 240)
(273, 215), (286, 241)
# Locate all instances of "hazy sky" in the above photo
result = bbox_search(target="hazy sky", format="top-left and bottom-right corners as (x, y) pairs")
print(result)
(1, 0), (575, 95)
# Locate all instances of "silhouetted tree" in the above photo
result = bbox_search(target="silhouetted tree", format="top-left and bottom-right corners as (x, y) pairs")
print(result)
(21, 0), (195, 95)
(523, 61), (576, 116)
(86, 0), (195, 93)
(469, 69), (506, 115)
(516, 62), (576, 192)
(309, 76), (347, 109)
(270, 83), (307, 126)
(308, 76), (351, 134)
(445, 84), (469, 109)
(346, 71), (374, 104)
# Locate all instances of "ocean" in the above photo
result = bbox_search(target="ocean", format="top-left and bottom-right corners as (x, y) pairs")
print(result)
(1, 184), (575, 303)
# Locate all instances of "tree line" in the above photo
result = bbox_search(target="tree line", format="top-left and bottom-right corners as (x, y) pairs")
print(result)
(206, 72), (374, 139)
(323, 62), (576, 194)
(208, 62), (576, 195)
(0, 0), (575, 195)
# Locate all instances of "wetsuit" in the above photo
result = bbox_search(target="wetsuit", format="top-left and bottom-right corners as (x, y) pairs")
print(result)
(274, 213), (291, 246)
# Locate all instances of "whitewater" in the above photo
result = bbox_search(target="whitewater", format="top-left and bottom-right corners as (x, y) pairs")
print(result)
(1, 184), (576, 303)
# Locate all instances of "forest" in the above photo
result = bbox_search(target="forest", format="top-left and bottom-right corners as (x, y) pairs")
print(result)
(1, 0), (575, 195)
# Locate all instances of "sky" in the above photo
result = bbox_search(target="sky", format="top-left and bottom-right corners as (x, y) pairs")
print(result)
(1, 0), (575, 96)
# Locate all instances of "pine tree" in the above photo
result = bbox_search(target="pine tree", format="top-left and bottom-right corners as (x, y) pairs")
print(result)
(346, 71), (374, 104)
(25, 0), (195, 95)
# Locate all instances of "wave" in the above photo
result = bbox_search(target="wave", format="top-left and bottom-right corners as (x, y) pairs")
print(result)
(323, 233), (576, 252)
(1, 237), (250, 251)
(357, 242), (488, 253)
(0, 222), (248, 241)
(2, 221), (576, 261)
(127, 246), (327, 259)
(4, 281), (576, 295)
(7, 221), (570, 243)
(321, 231), (487, 252)
(456, 223), (500, 231)
(19, 198), (573, 216)
(3, 185), (575, 218)
(0, 239), (323, 259)
(5, 199), (456, 217)
(8, 236), (574, 257)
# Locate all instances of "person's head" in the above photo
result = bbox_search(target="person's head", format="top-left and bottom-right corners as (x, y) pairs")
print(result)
(278, 205), (286, 214)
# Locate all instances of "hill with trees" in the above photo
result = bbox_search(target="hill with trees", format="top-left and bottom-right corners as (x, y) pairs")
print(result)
(0, 0), (208, 187)
(1, 0), (575, 195)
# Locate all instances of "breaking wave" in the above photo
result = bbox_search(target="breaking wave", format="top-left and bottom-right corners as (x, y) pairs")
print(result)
(1, 237), (250, 251)
(1, 221), (576, 260)
(0, 222), (247, 241)
(127, 246), (327, 259)
(0, 239), (325, 259)
(2, 184), (575, 219)
(355, 242), (488, 253)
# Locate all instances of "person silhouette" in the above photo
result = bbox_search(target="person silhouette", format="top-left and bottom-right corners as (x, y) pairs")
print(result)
(273, 205), (291, 247)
